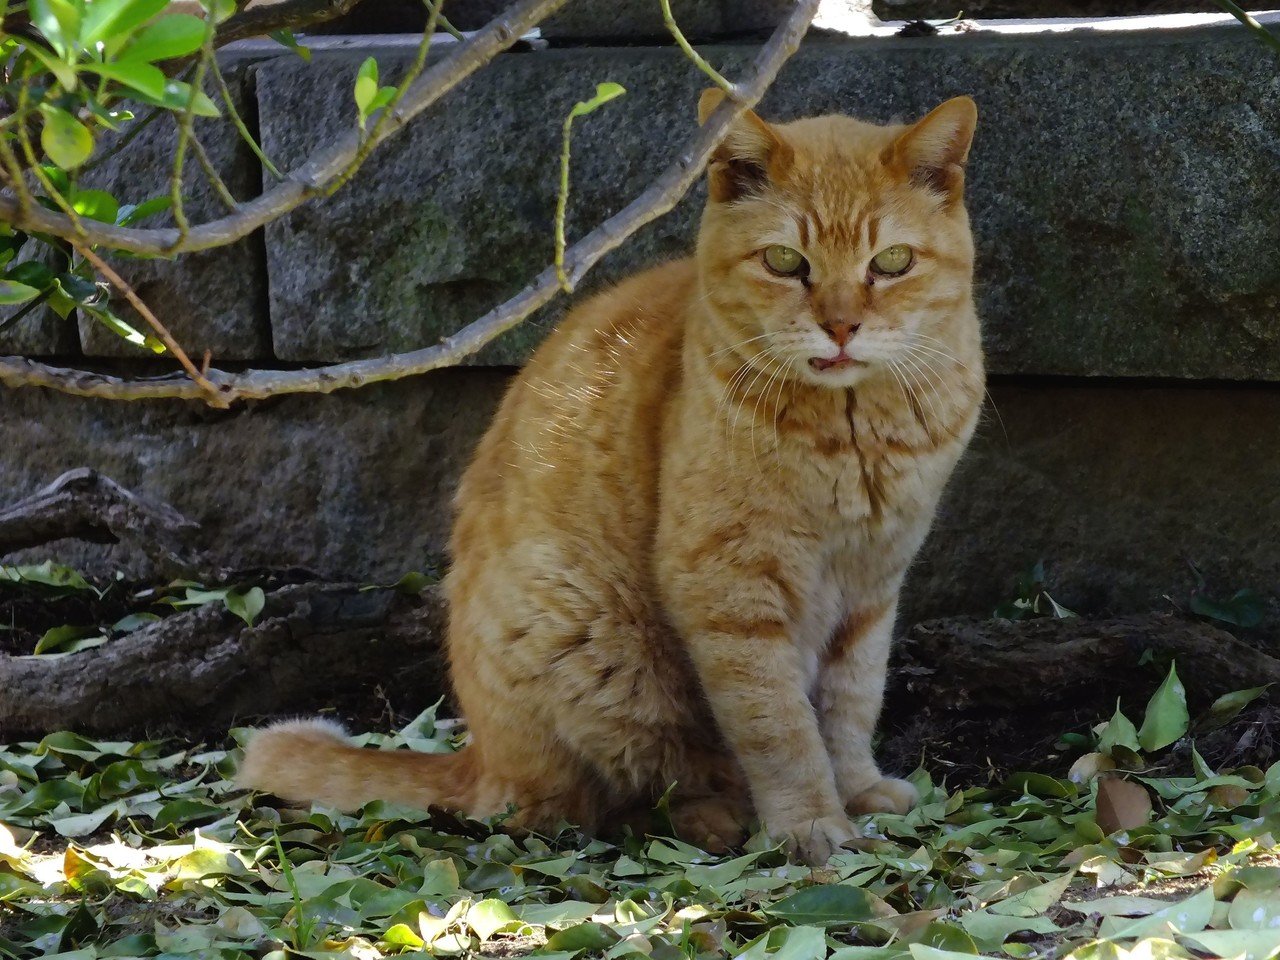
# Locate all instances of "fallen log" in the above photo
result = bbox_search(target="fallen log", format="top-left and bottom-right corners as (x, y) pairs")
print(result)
(0, 582), (446, 739)
(881, 614), (1280, 778)
(0, 468), (206, 578)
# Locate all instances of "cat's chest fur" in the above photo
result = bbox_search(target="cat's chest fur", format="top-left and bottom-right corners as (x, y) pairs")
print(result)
(781, 386), (975, 658)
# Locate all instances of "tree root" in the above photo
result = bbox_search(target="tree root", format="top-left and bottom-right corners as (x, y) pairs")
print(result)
(0, 468), (207, 578)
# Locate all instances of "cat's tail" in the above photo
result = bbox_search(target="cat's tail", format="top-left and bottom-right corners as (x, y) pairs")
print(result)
(235, 718), (478, 812)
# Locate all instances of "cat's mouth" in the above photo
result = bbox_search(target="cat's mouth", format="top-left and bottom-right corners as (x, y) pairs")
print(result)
(808, 353), (867, 373)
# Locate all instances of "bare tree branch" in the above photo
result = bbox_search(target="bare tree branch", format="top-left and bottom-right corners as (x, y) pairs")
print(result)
(0, 0), (822, 405)
(0, 468), (205, 576)
(213, 0), (369, 47)
(72, 242), (223, 403)
(0, 0), (574, 255)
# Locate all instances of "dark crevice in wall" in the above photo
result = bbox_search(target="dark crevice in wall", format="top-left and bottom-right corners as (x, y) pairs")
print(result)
(239, 64), (279, 362)
(987, 373), (1280, 392)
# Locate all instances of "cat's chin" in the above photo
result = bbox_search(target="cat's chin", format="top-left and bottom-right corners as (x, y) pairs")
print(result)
(799, 357), (875, 389)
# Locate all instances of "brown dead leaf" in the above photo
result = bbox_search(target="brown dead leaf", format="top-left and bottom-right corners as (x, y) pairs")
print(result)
(1206, 785), (1251, 809)
(1096, 777), (1152, 835)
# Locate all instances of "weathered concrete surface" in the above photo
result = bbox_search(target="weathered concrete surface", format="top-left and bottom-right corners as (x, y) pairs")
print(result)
(0, 369), (509, 578)
(76, 63), (269, 360)
(258, 26), (1280, 377)
(904, 383), (1280, 630)
(3, 376), (1279, 637)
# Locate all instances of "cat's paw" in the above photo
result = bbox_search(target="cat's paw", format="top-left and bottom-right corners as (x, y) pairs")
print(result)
(768, 813), (860, 866)
(845, 777), (919, 816)
(670, 797), (750, 854)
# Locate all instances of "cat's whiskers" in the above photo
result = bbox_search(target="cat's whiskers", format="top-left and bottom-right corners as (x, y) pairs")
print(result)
(732, 347), (788, 463)
(715, 350), (778, 459)
(902, 343), (961, 412)
(885, 358), (912, 410)
(896, 350), (947, 427)
(894, 358), (936, 439)
(766, 355), (793, 475)
(707, 330), (782, 361)
(749, 350), (792, 467)
(894, 352), (941, 434)
(910, 333), (1006, 445)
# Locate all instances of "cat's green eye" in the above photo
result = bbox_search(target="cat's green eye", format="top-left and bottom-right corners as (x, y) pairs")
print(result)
(763, 245), (807, 277)
(870, 244), (914, 276)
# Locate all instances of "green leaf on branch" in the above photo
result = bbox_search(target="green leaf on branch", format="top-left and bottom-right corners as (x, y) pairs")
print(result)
(40, 107), (94, 170)
(70, 189), (120, 224)
(0, 281), (42, 305)
(28, 0), (81, 58)
(270, 28), (311, 61)
(117, 195), (173, 226)
(1138, 662), (1190, 752)
(568, 81), (627, 121)
(82, 303), (165, 353)
(122, 14), (208, 63)
(555, 82), (627, 291)
(82, 0), (169, 48)
(129, 79), (221, 118)
(81, 61), (169, 100)
(354, 56), (379, 127)
(22, 41), (80, 91)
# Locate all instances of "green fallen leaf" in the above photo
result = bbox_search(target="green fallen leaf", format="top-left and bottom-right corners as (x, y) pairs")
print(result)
(766, 884), (880, 926)
(1138, 663), (1190, 752)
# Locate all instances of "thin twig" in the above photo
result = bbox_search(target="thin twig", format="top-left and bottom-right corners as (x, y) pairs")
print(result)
(0, 0), (574, 254)
(0, 136), (31, 222)
(323, 0), (442, 198)
(81, 67), (196, 174)
(14, 76), (84, 234)
(0, 288), (52, 334)
(661, 0), (735, 95)
(209, 53), (283, 181)
(189, 132), (240, 213)
(437, 12), (466, 41)
(70, 241), (223, 404)
(1209, 0), (1280, 54)
(169, 55), (211, 245)
(170, 16), (219, 243)
(0, 0), (823, 404)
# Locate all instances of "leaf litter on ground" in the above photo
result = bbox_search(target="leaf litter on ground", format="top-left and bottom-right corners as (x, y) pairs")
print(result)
(1, 649), (1279, 959)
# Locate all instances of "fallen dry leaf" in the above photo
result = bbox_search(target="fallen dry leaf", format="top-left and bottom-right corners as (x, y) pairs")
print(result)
(1096, 776), (1153, 834)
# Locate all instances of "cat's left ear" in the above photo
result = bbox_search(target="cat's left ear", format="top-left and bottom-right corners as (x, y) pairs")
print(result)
(883, 96), (977, 202)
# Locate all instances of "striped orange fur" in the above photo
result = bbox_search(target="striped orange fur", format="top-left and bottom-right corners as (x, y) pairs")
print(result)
(238, 92), (985, 865)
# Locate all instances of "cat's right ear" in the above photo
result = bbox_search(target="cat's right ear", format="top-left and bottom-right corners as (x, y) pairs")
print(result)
(698, 89), (793, 203)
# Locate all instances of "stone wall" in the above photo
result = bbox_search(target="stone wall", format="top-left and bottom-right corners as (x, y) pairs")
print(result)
(3, 12), (1279, 632)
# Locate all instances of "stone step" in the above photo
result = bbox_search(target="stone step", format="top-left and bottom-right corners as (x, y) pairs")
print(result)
(3, 375), (1276, 637)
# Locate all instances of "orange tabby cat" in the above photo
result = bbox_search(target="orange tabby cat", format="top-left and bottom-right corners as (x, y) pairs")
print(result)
(238, 90), (985, 865)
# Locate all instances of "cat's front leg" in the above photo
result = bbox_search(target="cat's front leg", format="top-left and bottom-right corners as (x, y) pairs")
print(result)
(816, 600), (918, 817)
(679, 609), (858, 865)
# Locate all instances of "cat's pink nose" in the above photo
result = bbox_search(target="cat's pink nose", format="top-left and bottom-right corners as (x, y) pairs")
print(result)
(821, 320), (860, 347)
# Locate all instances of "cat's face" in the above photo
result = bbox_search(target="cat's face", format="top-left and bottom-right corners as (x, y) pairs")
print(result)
(696, 95), (978, 389)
